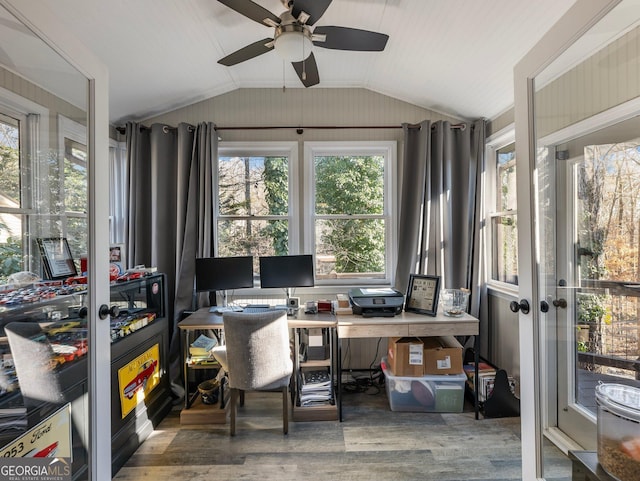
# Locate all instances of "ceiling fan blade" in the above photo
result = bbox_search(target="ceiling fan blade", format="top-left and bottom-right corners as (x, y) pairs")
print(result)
(312, 26), (389, 51)
(217, 0), (280, 27)
(291, 0), (332, 26)
(292, 53), (320, 88)
(218, 38), (274, 66)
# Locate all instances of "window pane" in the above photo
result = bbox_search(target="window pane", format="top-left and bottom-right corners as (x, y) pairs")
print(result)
(0, 115), (23, 282)
(491, 214), (518, 284)
(219, 155), (288, 216)
(66, 216), (87, 272)
(497, 143), (516, 212)
(218, 219), (289, 259)
(315, 155), (384, 215)
(574, 141), (640, 385)
(315, 218), (385, 279)
(0, 115), (20, 206)
(64, 138), (87, 213)
(0, 216), (23, 283)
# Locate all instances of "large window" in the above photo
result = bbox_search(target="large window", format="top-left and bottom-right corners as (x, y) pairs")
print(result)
(488, 140), (518, 286)
(0, 87), (47, 283)
(216, 142), (298, 267)
(216, 141), (396, 286)
(0, 92), (89, 281)
(0, 112), (25, 282)
(305, 141), (396, 285)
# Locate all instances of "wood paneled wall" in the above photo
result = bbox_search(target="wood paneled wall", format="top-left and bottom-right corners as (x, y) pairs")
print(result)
(0, 66), (86, 130)
(536, 24), (640, 138)
(143, 87), (461, 143)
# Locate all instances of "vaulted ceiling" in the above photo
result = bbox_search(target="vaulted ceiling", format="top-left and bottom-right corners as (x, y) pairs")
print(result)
(19, 0), (577, 124)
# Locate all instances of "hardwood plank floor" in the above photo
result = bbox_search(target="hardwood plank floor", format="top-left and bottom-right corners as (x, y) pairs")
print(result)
(113, 386), (572, 481)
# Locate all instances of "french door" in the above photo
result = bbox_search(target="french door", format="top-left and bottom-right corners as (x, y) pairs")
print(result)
(515, 1), (640, 479)
(0, 1), (112, 479)
(540, 115), (640, 450)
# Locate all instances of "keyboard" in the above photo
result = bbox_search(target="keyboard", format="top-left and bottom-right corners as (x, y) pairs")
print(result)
(209, 306), (243, 314)
(242, 304), (272, 313)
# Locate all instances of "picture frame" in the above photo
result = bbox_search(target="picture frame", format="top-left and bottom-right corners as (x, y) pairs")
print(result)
(404, 274), (441, 316)
(37, 237), (78, 280)
(109, 244), (125, 273)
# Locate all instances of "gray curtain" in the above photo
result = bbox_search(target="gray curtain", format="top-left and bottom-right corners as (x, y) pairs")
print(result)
(125, 121), (217, 394)
(394, 119), (485, 318)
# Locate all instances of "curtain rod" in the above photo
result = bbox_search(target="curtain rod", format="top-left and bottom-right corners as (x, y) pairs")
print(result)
(115, 122), (467, 134)
(214, 122), (467, 132)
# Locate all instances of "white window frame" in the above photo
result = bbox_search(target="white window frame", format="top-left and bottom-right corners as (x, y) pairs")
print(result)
(216, 141), (300, 254)
(0, 85), (49, 272)
(58, 114), (87, 241)
(485, 124), (518, 295)
(303, 141), (397, 286)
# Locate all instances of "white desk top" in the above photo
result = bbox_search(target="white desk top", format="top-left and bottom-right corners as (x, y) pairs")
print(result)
(178, 307), (478, 338)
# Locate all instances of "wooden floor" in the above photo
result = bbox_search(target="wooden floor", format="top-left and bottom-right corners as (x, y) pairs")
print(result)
(113, 386), (572, 481)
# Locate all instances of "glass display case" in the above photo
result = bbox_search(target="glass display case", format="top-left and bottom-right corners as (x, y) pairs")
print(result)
(0, 273), (171, 479)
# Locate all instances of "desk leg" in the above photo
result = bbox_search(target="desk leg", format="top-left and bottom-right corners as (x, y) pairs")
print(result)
(183, 329), (189, 410)
(337, 333), (343, 422)
(474, 334), (479, 420)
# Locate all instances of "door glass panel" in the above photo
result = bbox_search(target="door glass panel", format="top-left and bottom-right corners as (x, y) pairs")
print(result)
(570, 126), (640, 414)
(0, 3), (93, 479)
(531, 2), (640, 477)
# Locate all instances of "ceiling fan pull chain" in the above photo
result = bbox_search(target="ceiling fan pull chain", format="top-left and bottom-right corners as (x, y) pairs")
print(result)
(302, 36), (307, 80)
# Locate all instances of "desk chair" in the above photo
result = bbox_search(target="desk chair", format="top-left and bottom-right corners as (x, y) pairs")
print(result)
(5, 321), (64, 408)
(212, 310), (293, 435)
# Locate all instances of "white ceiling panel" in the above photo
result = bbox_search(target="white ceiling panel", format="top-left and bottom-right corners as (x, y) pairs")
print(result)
(37, 0), (576, 123)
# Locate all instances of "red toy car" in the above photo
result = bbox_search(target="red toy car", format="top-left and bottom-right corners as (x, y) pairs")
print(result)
(123, 359), (158, 399)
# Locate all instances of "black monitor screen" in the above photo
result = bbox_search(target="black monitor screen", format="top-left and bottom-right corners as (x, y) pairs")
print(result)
(259, 255), (314, 289)
(195, 256), (254, 292)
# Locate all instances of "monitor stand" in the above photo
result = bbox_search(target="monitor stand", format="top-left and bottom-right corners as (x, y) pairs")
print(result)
(285, 288), (299, 316)
(220, 290), (229, 308)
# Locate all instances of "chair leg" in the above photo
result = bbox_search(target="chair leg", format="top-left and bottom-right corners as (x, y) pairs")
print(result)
(230, 388), (238, 436)
(239, 389), (245, 407)
(282, 385), (288, 435)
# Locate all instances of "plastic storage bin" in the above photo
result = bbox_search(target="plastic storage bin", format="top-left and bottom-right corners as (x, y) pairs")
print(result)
(381, 357), (466, 412)
(595, 383), (640, 481)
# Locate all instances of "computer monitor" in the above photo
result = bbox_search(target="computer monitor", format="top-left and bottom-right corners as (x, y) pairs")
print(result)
(195, 256), (254, 306)
(259, 255), (314, 304)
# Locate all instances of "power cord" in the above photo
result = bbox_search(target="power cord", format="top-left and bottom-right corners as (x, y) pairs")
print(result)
(340, 337), (386, 394)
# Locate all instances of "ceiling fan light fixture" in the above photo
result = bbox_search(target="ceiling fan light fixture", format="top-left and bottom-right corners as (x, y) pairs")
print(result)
(274, 30), (312, 62)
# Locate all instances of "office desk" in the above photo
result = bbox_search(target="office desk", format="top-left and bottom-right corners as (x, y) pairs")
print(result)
(179, 308), (480, 422)
(335, 311), (480, 420)
(178, 308), (337, 421)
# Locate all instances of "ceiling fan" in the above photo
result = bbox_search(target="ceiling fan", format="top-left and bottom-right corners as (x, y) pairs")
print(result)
(217, 0), (389, 87)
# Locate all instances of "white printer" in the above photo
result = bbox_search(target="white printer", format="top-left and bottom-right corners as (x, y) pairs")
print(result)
(348, 288), (404, 317)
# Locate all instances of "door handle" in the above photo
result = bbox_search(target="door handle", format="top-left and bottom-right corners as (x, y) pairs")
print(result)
(552, 298), (567, 308)
(510, 299), (530, 314)
(98, 304), (120, 320)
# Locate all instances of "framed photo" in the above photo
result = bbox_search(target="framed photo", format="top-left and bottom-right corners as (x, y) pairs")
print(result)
(37, 237), (78, 280)
(109, 244), (125, 276)
(404, 274), (441, 316)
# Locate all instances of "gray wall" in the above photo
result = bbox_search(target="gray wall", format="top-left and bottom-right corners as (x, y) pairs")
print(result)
(144, 87), (465, 370)
(486, 290), (520, 383)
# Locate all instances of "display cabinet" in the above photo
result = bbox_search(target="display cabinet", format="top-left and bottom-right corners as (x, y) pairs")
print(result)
(0, 273), (171, 479)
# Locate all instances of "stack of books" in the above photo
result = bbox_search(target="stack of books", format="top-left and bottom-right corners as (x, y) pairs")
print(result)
(188, 334), (218, 365)
(463, 362), (516, 402)
(298, 369), (333, 406)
